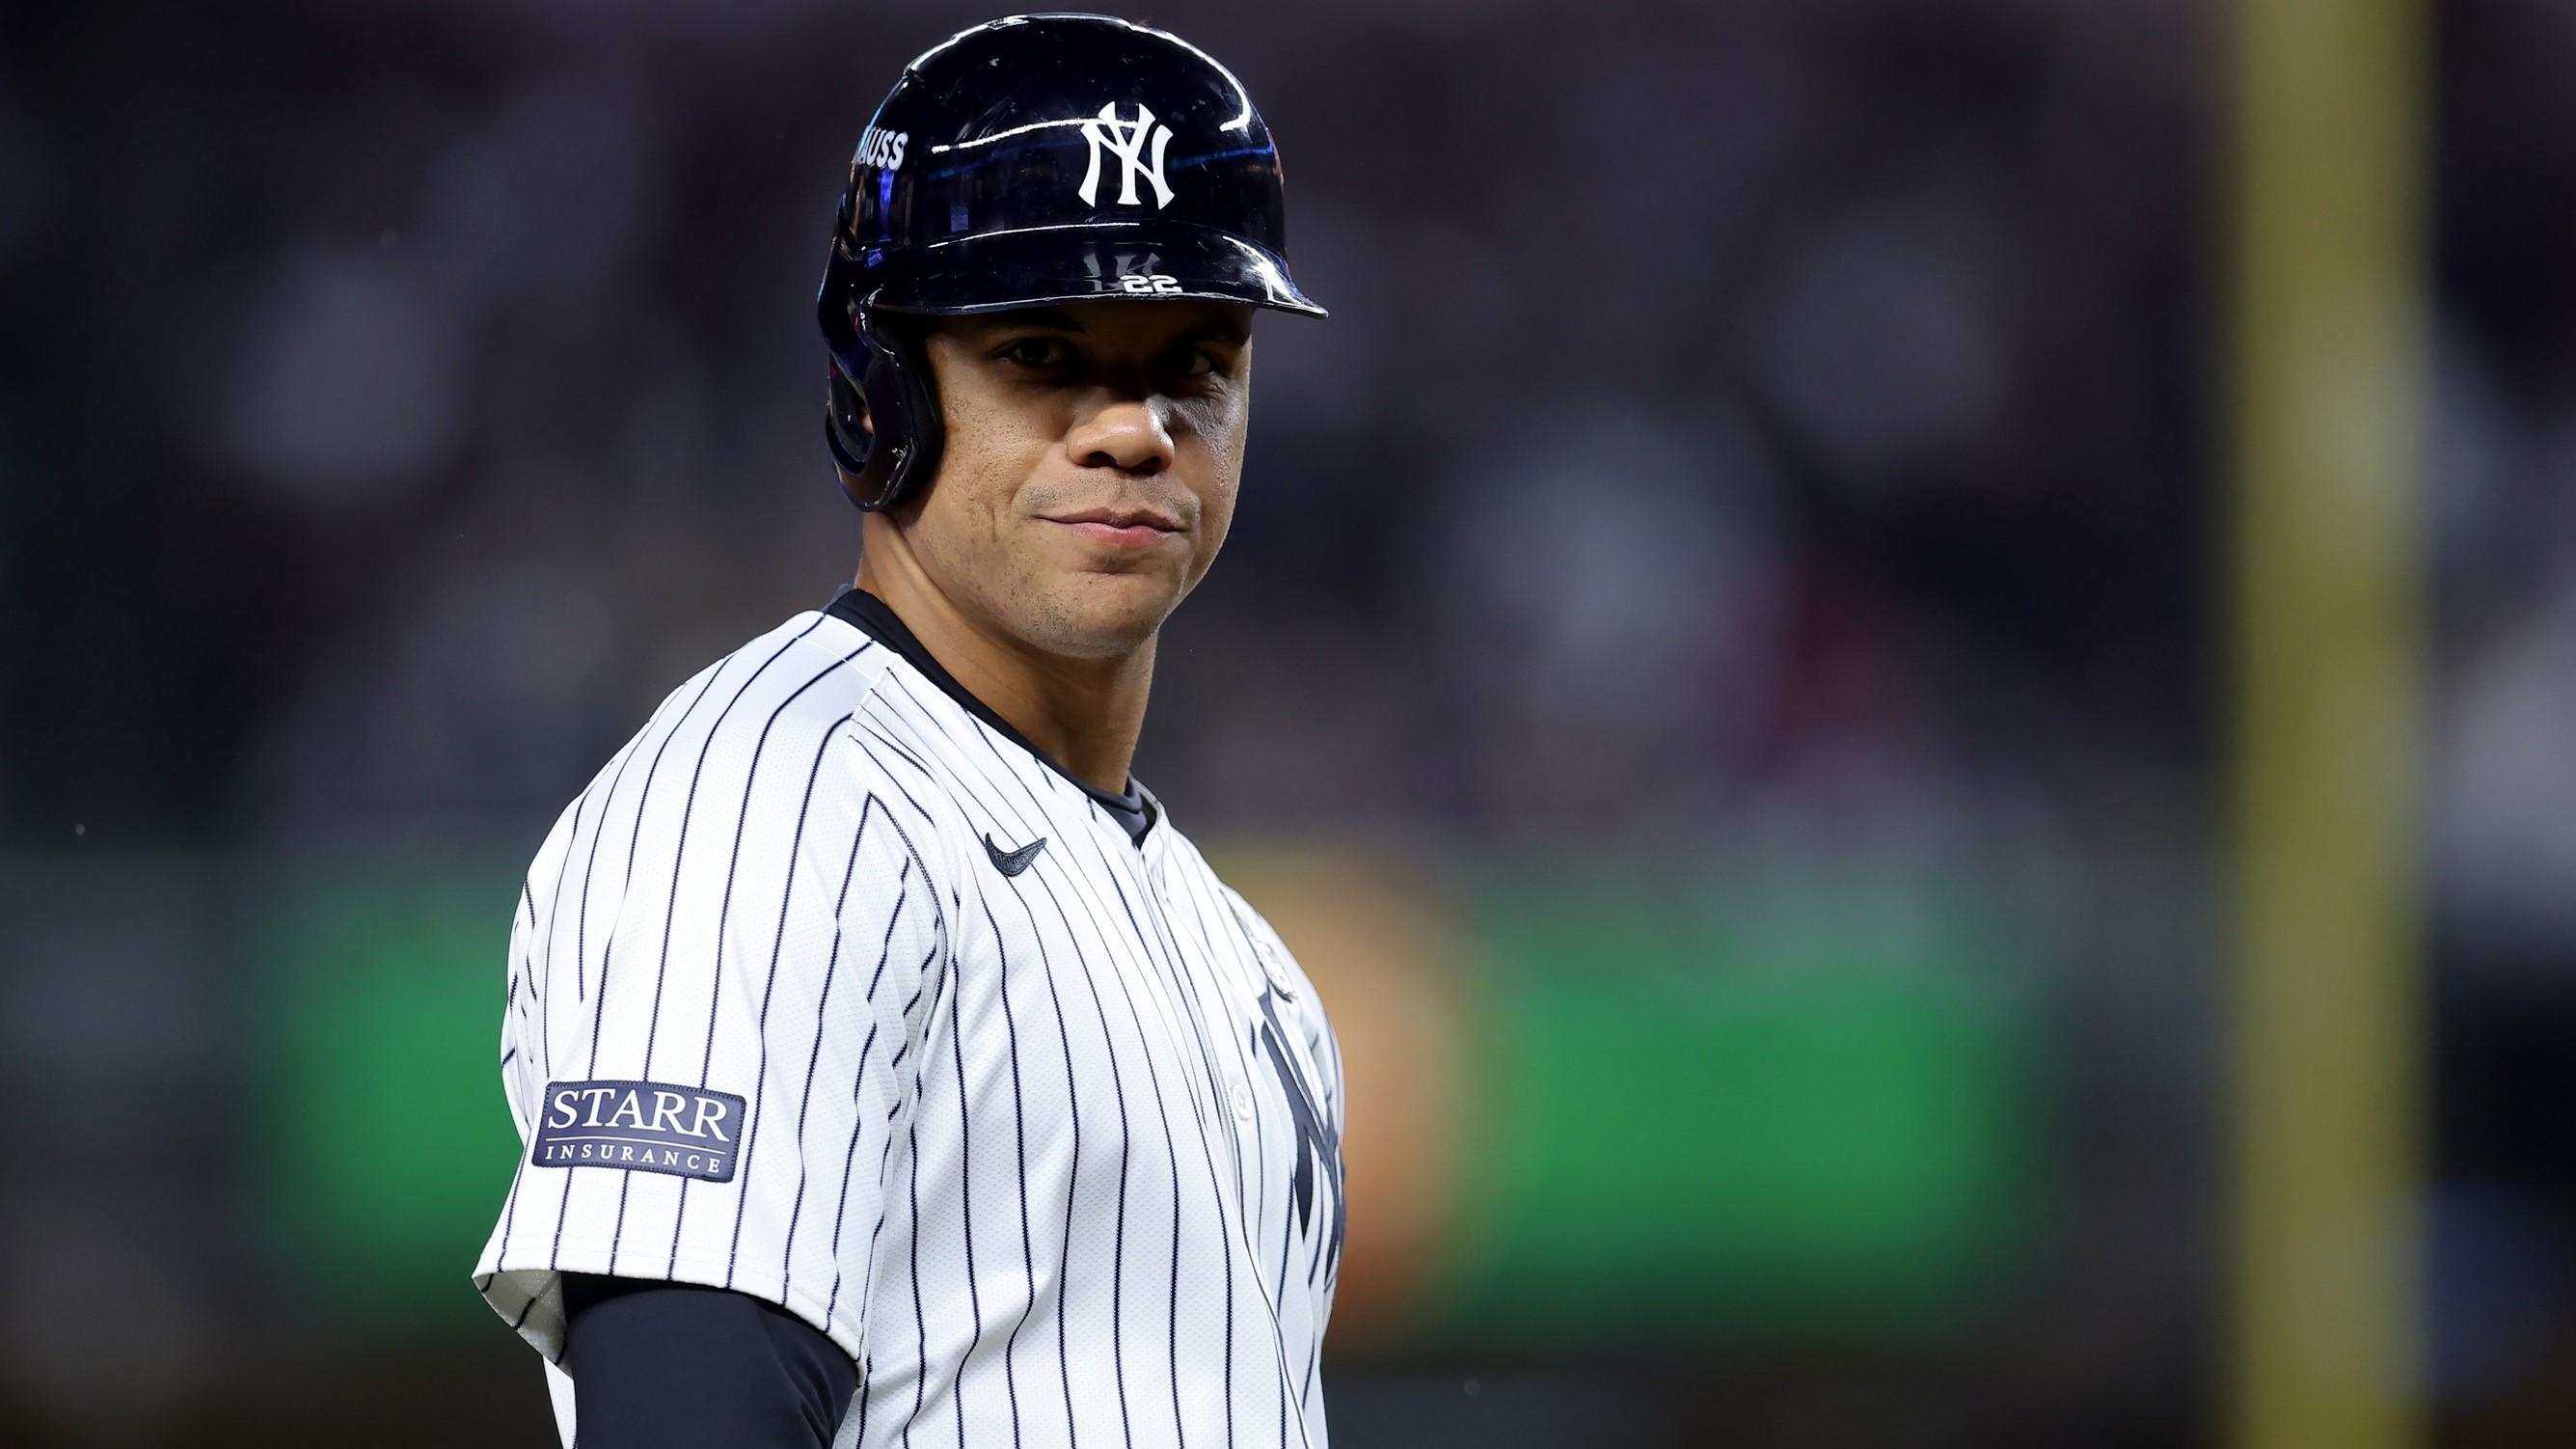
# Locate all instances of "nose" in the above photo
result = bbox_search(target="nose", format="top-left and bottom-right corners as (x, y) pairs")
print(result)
(1065, 396), (1177, 476)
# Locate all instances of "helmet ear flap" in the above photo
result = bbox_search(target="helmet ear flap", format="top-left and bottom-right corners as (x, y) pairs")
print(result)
(825, 360), (879, 506)
(819, 250), (944, 511)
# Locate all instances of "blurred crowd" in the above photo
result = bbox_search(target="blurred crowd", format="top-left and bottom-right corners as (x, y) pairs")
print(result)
(8, 0), (2216, 849)
(5, 0), (2574, 1444)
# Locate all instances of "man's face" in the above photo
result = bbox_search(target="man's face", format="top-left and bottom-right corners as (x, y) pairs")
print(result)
(889, 298), (1256, 660)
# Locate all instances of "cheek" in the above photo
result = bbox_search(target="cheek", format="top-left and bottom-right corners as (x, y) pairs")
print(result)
(1196, 467), (1239, 553)
(1185, 401), (1248, 555)
(929, 396), (1046, 539)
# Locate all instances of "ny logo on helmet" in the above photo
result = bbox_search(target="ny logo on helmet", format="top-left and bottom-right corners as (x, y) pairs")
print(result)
(1077, 103), (1175, 209)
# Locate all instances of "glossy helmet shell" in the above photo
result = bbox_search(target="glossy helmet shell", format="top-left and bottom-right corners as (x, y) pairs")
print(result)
(819, 13), (1327, 510)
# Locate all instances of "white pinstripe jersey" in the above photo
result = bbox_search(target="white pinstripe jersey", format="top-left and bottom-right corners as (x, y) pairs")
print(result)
(474, 590), (1346, 1449)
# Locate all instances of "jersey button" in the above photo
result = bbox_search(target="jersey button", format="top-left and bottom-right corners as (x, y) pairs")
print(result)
(1231, 1079), (1256, 1122)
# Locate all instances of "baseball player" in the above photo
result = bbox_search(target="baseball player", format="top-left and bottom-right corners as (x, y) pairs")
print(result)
(471, 14), (1347, 1448)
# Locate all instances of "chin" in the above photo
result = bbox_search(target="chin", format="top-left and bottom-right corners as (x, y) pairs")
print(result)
(1015, 570), (1183, 658)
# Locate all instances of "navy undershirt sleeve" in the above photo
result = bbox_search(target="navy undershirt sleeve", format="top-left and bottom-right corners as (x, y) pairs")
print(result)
(560, 1273), (857, 1448)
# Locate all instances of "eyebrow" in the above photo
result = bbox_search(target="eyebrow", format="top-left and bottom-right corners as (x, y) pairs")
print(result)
(987, 308), (1251, 347)
(1000, 307), (1089, 332)
(1172, 315), (1252, 346)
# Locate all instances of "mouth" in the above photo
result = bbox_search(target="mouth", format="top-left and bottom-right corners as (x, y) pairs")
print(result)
(1042, 505), (1184, 549)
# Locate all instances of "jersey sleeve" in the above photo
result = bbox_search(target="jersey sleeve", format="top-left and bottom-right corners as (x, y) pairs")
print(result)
(474, 709), (958, 1374)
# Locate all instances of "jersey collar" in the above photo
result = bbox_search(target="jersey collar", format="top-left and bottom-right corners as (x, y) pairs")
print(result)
(824, 586), (1158, 847)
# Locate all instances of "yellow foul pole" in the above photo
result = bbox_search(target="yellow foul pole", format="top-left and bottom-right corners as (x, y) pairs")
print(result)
(2231, 0), (2427, 1444)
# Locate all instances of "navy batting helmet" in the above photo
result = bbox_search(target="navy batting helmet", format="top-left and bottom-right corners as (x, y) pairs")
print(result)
(819, 13), (1328, 511)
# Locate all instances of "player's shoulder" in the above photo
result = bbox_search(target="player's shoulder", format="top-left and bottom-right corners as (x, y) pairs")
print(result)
(684, 604), (897, 739)
(550, 605), (943, 837)
(604, 606), (886, 758)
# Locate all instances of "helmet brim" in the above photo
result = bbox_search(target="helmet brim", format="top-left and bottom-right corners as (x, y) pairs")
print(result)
(859, 224), (1327, 319)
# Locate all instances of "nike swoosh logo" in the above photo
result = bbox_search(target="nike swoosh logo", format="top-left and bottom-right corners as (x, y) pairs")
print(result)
(983, 833), (1047, 878)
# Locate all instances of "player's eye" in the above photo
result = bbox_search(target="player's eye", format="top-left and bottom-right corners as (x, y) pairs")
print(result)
(1161, 347), (1222, 381)
(996, 337), (1074, 370)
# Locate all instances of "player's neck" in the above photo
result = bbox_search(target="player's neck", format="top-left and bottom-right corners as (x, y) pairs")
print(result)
(852, 559), (1152, 798)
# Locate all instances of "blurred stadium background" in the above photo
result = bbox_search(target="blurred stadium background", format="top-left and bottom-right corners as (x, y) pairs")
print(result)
(5, 0), (2573, 1444)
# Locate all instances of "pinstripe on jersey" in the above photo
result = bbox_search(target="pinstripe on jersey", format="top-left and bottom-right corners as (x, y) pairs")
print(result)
(474, 597), (1347, 1449)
